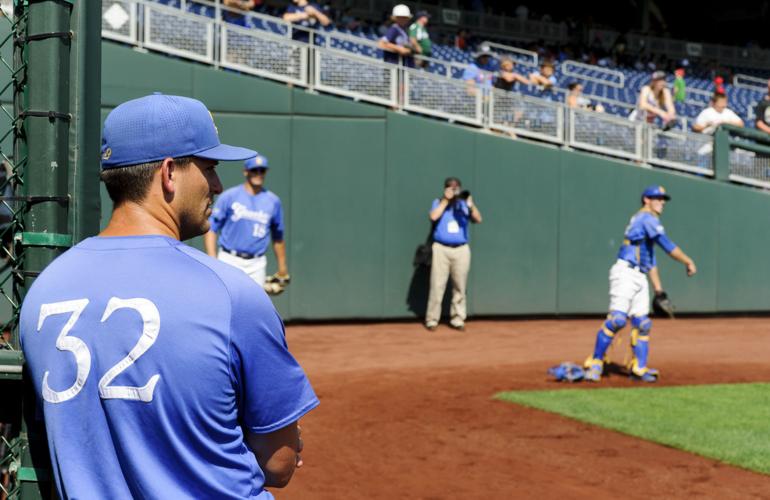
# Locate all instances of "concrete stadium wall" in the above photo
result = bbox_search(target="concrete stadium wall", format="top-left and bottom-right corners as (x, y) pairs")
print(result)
(100, 42), (770, 320)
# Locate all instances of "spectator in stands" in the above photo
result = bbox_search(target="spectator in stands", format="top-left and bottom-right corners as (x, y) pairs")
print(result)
(222, 0), (257, 25)
(754, 79), (770, 134)
(528, 60), (557, 97)
(693, 92), (743, 134)
(493, 57), (530, 92)
(409, 11), (432, 68)
(673, 68), (686, 103)
(635, 71), (676, 129)
(454, 29), (469, 50)
(377, 4), (414, 66)
(566, 82), (605, 112)
(463, 44), (497, 96)
(282, 0), (331, 42)
(224, 0), (256, 11)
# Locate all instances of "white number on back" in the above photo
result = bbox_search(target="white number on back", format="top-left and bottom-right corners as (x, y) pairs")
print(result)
(36, 297), (161, 404)
(98, 298), (161, 402)
(37, 299), (91, 404)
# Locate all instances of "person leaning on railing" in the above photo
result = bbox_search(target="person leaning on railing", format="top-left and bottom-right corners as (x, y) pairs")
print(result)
(282, 0), (331, 43)
(377, 4), (414, 67)
(753, 78), (770, 135)
(408, 10), (432, 69)
(463, 44), (497, 97)
(493, 57), (531, 92)
(634, 70), (676, 130)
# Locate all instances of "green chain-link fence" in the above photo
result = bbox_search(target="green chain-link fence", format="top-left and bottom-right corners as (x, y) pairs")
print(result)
(0, 1), (101, 498)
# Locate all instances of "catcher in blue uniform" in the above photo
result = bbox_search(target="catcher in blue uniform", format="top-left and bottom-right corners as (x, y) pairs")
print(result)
(584, 185), (697, 382)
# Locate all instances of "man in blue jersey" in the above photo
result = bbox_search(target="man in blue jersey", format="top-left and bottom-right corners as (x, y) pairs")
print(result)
(425, 177), (482, 331)
(204, 154), (289, 292)
(584, 185), (696, 382)
(19, 94), (319, 499)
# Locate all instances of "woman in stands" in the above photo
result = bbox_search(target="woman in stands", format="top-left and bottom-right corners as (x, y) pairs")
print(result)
(635, 70), (676, 129)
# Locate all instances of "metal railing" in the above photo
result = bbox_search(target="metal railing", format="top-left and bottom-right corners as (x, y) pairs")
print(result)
(489, 89), (563, 143)
(733, 73), (767, 91)
(568, 108), (644, 161)
(314, 48), (398, 107)
(105, 0), (770, 187)
(221, 23), (309, 86)
(647, 129), (714, 176)
(482, 40), (538, 68)
(562, 60), (624, 88)
(144, 2), (215, 63)
(404, 68), (482, 126)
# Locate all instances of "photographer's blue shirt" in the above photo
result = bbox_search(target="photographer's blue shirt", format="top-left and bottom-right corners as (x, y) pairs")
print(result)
(209, 185), (284, 256)
(431, 198), (470, 246)
(616, 210), (677, 273)
(19, 235), (318, 499)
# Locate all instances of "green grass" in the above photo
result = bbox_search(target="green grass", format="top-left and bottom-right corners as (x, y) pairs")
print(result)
(496, 383), (770, 474)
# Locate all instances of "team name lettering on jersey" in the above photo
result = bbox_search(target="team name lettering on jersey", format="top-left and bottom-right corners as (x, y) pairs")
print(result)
(230, 202), (270, 224)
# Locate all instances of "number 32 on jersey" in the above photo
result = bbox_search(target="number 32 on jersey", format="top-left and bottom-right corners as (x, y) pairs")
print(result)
(36, 297), (161, 404)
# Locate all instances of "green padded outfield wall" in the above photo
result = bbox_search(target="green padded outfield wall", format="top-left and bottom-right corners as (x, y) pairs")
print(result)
(100, 42), (770, 320)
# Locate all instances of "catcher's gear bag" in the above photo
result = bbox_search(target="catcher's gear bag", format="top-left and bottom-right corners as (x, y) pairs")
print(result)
(652, 291), (675, 318)
(548, 362), (585, 382)
(264, 273), (291, 295)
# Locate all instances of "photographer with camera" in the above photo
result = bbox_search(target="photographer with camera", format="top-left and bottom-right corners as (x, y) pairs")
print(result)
(424, 177), (482, 332)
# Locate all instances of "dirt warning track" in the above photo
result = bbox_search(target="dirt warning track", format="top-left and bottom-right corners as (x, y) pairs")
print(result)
(279, 318), (770, 499)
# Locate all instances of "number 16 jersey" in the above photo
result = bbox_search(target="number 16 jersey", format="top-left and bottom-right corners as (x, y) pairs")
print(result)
(20, 235), (319, 499)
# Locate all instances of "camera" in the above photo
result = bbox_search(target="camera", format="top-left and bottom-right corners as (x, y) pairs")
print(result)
(458, 190), (471, 200)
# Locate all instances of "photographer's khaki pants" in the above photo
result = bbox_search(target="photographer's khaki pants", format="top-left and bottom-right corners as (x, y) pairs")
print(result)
(426, 242), (471, 326)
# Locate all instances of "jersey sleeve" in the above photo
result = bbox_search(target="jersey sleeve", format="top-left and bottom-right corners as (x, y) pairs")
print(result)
(382, 25), (398, 44)
(228, 282), (318, 433)
(462, 65), (479, 81)
(208, 191), (230, 233)
(270, 197), (285, 242)
(430, 198), (440, 214)
(643, 215), (677, 253)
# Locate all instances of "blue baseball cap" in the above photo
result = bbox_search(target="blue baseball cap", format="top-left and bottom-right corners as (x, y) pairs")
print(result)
(642, 185), (671, 200)
(101, 94), (256, 169)
(244, 154), (269, 170)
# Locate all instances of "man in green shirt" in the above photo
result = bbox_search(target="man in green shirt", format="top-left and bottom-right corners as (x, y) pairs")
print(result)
(409, 11), (432, 68)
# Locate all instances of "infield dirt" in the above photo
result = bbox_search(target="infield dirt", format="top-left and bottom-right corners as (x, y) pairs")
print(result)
(280, 318), (770, 499)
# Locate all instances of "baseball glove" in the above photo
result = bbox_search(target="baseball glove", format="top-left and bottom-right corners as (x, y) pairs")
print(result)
(652, 291), (675, 319)
(264, 272), (291, 296)
(547, 362), (585, 383)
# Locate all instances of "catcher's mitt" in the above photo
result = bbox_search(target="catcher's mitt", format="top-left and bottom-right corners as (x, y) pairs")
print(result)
(547, 362), (585, 382)
(652, 291), (675, 318)
(264, 272), (291, 296)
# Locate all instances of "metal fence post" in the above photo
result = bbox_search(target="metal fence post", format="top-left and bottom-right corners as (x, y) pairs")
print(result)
(713, 126), (730, 182)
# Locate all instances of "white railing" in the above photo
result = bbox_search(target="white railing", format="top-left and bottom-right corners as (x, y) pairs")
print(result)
(734, 73), (767, 91)
(729, 147), (770, 189)
(102, 1), (137, 44)
(314, 49), (398, 107)
(482, 40), (538, 68)
(568, 108), (644, 161)
(102, 0), (718, 179)
(144, 3), (215, 63)
(221, 23), (309, 86)
(562, 60), (624, 88)
(489, 89), (563, 144)
(647, 129), (714, 176)
(404, 68), (482, 126)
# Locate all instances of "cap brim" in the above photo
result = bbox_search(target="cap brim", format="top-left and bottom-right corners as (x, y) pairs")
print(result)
(195, 143), (257, 162)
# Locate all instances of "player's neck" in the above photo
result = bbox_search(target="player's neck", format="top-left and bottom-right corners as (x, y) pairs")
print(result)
(100, 202), (181, 240)
(243, 182), (263, 195)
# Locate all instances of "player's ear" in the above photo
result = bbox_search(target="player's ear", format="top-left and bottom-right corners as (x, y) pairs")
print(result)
(160, 157), (177, 196)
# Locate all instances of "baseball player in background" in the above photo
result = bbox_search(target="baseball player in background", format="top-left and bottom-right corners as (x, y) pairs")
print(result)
(19, 94), (318, 498)
(204, 154), (290, 293)
(584, 185), (696, 382)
